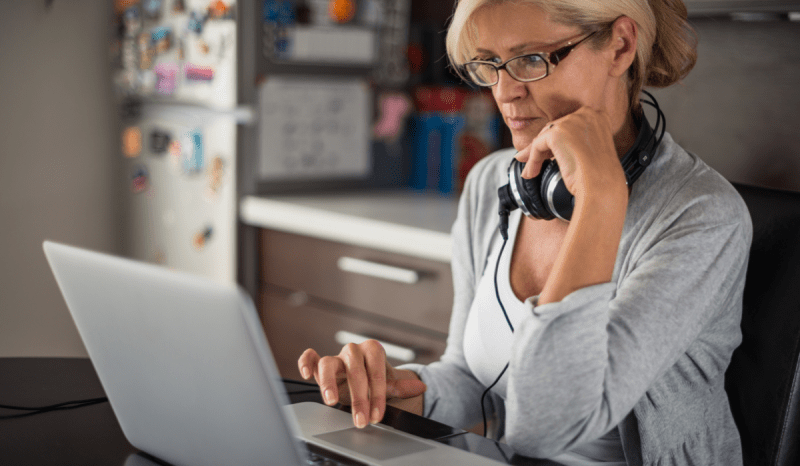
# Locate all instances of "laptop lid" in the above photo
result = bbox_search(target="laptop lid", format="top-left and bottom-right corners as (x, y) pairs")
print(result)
(44, 241), (505, 466)
(43, 240), (305, 466)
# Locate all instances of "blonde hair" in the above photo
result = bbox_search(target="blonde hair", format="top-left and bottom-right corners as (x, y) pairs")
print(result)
(446, 0), (697, 109)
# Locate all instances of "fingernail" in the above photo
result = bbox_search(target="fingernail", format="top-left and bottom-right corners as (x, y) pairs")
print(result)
(301, 366), (310, 379)
(324, 389), (335, 405)
(371, 408), (381, 424)
(355, 412), (367, 428)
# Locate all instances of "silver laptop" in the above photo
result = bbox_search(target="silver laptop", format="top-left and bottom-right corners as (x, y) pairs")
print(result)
(43, 241), (502, 466)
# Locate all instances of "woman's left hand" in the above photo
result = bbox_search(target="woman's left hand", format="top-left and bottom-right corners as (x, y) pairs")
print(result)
(514, 106), (628, 203)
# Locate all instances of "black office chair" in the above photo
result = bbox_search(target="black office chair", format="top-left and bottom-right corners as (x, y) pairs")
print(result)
(725, 183), (800, 466)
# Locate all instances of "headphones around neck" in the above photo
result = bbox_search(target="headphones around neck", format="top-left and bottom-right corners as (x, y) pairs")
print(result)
(497, 91), (665, 237)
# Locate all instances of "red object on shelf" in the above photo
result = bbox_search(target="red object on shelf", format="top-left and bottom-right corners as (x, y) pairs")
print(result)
(413, 86), (472, 113)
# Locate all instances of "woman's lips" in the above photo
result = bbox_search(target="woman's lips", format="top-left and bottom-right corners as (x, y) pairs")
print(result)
(505, 117), (538, 131)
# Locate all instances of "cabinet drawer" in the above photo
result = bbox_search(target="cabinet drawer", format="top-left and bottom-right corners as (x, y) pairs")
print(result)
(260, 290), (447, 381)
(259, 229), (453, 334)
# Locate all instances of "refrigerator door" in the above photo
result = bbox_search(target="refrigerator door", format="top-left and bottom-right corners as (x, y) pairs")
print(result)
(115, 0), (239, 283)
(124, 113), (237, 283)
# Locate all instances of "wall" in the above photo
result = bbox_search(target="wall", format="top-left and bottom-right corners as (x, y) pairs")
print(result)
(651, 16), (800, 192)
(0, 0), (122, 357)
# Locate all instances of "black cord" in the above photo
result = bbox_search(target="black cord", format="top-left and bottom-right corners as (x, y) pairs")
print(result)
(481, 235), (514, 437)
(281, 378), (319, 388)
(494, 238), (513, 333)
(0, 397), (108, 420)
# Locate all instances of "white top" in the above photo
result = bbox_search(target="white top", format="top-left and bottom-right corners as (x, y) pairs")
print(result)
(463, 210), (627, 465)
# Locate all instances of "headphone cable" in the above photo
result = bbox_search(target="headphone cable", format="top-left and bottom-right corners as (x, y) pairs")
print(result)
(481, 234), (514, 437)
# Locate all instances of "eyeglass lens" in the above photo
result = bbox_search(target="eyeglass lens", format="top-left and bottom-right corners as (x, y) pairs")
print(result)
(466, 54), (548, 86)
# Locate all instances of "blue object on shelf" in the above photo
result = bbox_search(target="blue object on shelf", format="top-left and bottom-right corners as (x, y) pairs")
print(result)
(409, 113), (466, 193)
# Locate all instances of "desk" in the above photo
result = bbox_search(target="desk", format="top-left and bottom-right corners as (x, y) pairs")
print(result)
(0, 358), (559, 466)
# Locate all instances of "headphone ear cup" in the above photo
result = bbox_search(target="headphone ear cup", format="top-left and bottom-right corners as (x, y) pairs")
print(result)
(520, 160), (555, 220)
(539, 160), (574, 221)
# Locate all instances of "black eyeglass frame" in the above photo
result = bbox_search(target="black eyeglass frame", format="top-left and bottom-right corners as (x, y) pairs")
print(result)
(463, 29), (601, 87)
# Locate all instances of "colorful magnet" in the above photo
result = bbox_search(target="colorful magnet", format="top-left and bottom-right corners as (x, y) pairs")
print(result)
(131, 164), (149, 193)
(208, 0), (230, 19)
(122, 126), (142, 157)
(138, 32), (153, 70)
(154, 62), (178, 94)
(181, 129), (204, 174)
(192, 226), (213, 250)
(151, 26), (172, 53)
(188, 11), (205, 34)
(143, 0), (163, 19)
(206, 156), (225, 198)
(185, 64), (214, 81)
(150, 129), (171, 154)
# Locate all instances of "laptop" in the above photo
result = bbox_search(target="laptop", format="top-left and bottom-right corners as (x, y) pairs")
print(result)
(43, 241), (503, 466)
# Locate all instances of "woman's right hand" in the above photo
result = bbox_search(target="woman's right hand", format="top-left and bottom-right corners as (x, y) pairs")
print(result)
(298, 340), (428, 428)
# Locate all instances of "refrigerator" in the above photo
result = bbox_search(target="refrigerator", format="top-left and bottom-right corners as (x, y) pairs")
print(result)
(112, 0), (248, 283)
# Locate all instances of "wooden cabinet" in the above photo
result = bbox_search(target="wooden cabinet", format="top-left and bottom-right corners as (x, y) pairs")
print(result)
(257, 228), (452, 380)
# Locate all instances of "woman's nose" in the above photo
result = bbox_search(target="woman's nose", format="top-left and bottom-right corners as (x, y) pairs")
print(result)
(492, 69), (527, 103)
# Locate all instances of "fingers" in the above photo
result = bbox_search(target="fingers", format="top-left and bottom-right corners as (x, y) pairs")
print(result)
(339, 343), (372, 428)
(298, 341), (406, 429)
(317, 354), (346, 407)
(361, 340), (388, 424)
(517, 124), (556, 179)
(298, 348), (320, 380)
(299, 348), (343, 406)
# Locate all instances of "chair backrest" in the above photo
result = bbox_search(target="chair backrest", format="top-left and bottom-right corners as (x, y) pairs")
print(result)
(726, 183), (800, 466)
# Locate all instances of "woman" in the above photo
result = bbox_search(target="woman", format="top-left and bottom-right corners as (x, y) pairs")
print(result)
(298, 0), (751, 464)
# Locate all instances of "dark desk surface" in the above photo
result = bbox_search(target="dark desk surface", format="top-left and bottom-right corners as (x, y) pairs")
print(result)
(0, 358), (557, 466)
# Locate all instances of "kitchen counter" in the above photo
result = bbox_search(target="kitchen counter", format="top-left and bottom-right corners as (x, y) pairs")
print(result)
(239, 190), (460, 263)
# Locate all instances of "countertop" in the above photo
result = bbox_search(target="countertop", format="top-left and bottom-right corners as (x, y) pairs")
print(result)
(239, 190), (461, 263)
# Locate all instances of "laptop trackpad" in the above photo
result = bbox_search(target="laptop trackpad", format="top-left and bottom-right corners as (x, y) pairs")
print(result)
(315, 426), (435, 461)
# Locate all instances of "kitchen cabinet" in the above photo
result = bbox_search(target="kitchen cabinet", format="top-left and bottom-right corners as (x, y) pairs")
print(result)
(257, 228), (452, 380)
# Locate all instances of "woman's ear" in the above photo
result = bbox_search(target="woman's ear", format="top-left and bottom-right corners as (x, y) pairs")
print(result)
(608, 16), (638, 78)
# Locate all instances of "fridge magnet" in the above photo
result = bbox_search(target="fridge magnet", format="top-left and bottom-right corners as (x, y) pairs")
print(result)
(154, 62), (178, 95)
(131, 164), (149, 194)
(143, 0), (163, 19)
(137, 32), (154, 70)
(188, 11), (206, 34)
(185, 64), (214, 81)
(149, 129), (171, 154)
(207, 0), (230, 19)
(205, 156), (225, 199)
(197, 38), (211, 55)
(192, 226), (213, 250)
(151, 26), (172, 54)
(169, 139), (182, 170)
(192, 62), (216, 80)
(122, 126), (143, 158)
(181, 129), (204, 174)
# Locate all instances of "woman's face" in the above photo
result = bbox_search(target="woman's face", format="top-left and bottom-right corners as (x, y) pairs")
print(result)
(471, 2), (624, 151)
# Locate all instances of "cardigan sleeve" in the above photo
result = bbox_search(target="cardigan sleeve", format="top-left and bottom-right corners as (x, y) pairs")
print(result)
(503, 188), (751, 458)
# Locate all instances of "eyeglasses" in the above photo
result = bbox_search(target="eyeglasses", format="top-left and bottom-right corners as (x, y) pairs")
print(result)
(463, 30), (600, 87)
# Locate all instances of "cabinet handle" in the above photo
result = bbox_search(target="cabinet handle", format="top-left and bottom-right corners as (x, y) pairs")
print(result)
(337, 257), (420, 284)
(334, 330), (416, 363)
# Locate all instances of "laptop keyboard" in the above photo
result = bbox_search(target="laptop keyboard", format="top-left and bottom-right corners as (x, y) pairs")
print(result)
(304, 441), (370, 466)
